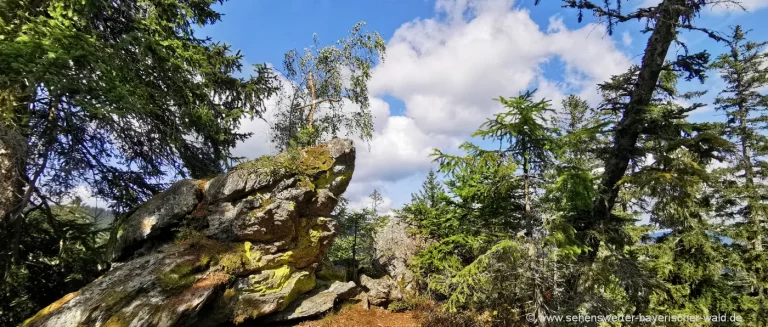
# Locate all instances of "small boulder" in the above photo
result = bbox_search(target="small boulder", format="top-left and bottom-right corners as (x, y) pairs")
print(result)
(264, 289), (337, 322)
(360, 275), (402, 306)
(326, 281), (358, 300)
(264, 280), (357, 322)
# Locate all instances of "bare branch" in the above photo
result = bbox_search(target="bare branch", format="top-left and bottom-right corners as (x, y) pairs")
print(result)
(562, 0), (656, 23)
(678, 24), (727, 43)
(307, 71), (317, 130)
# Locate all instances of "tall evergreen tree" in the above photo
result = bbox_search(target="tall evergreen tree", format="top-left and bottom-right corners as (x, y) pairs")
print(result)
(549, 0), (723, 263)
(411, 91), (575, 324)
(0, 0), (279, 214)
(547, 95), (604, 216)
(0, 1), (278, 323)
(554, 95), (604, 171)
(400, 169), (451, 238)
(626, 75), (737, 320)
(474, 91), (556, 234)
(415, 169), (444, 209)
(711, 25), (768, 324)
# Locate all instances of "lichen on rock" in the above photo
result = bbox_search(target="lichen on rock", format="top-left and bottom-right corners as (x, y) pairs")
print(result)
(23, 139), (355, 327)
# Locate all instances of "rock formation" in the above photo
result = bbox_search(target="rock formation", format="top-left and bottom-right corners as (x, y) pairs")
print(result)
(23, 139), (355, 327)
(372, 216), (427, 290)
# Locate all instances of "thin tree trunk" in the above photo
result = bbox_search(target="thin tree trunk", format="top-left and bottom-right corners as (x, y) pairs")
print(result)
(739, 115), (761, 251)
(0, 128), (26, 222)
(351, 221), (358, 282)
(307, 71), (317, 132)
(8, 97), (57, 267)
(524, 157), (530, 214)
(1, 89), (29, 281)
(9, 148), (50, 264)
(0, 93), (28, 223)
(522, 135), (534, 238)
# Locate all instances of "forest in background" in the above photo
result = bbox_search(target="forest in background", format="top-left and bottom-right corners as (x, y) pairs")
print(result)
(1, 0), (767, 326)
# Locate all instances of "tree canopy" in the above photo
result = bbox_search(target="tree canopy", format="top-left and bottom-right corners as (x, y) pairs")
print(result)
(1, 1), (277, 324)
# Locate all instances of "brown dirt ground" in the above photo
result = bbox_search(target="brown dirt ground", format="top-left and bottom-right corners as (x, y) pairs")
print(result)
(295, 304), (420, 327)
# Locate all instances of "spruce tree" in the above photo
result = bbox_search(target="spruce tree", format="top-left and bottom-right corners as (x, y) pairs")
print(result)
(554, 95), (605, 171)
(413, 91), (567, 324)
(0, 0), (279, 214)
(711, 25), (768, 324)
(400, 170), (452, 239)
(416, 169), (444, 209)
(547, 95), (604, 216)
(628, 84), (737, 320)
(549, 0), (723, 263)
(473, 91), (556, 234)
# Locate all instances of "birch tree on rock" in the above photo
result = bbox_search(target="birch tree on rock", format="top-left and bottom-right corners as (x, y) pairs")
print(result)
(271, 22), (386, 151)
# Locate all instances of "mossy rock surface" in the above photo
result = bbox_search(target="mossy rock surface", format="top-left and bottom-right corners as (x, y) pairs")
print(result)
(24, 140), (355, 327)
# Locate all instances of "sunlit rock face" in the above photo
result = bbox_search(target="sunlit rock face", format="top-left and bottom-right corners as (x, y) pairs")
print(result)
(23, 139), (355, 327)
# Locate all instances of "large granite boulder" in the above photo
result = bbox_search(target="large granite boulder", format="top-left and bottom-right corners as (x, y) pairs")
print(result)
(372, 216), (427, 289)
(23, 139), (355, 327)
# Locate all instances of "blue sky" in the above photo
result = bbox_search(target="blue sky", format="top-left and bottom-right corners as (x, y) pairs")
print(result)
(193, 0), (768, 213)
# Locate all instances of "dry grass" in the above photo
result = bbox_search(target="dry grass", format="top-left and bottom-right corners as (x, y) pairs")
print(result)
(296, 303), (420, 327)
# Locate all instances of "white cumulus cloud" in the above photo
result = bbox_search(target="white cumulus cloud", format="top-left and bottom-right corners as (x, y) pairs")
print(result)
(236, 0), (633, 210)
(708, 0), (768, 13)
(369, 3), (630, 138)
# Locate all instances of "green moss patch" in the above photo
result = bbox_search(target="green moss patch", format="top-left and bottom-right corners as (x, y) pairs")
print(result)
(297, 145), (333, 175)
(234, 144), (335, 180)
(297, 175), (316, 191)
(158, 260), (203, 291)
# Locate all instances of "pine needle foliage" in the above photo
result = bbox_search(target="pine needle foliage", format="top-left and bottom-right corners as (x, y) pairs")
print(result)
(710, 25), (768, 325)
